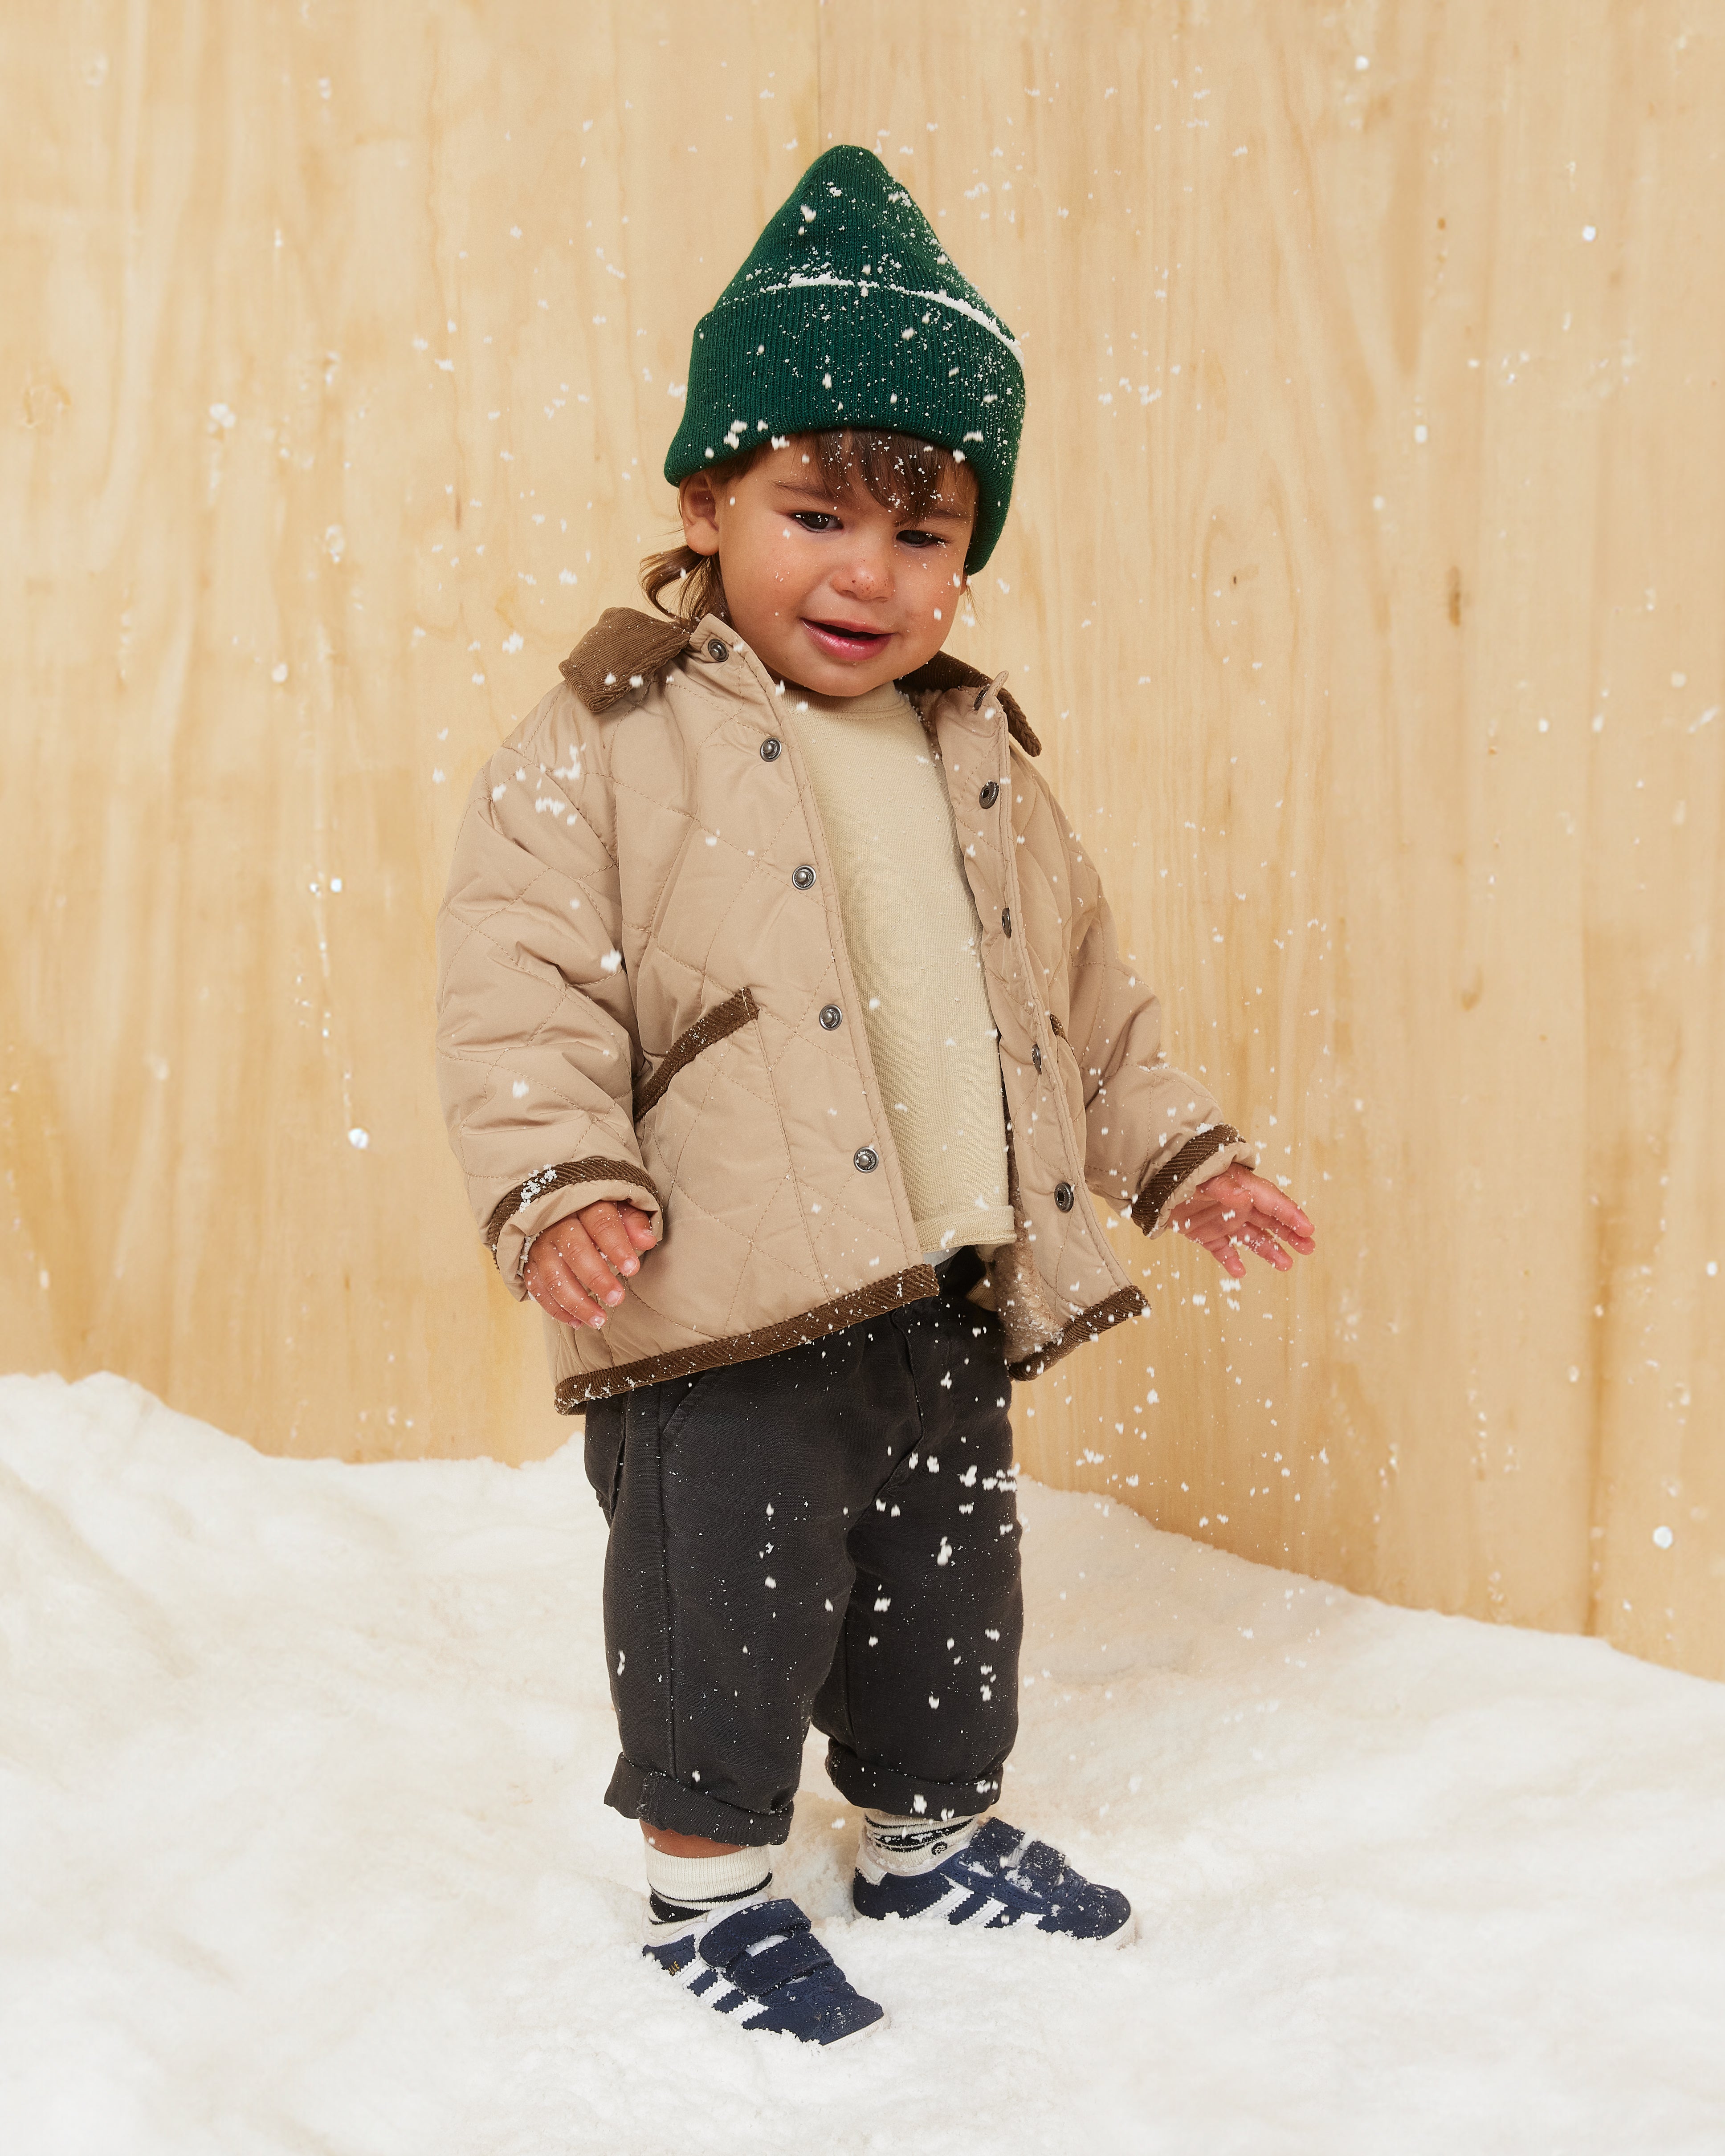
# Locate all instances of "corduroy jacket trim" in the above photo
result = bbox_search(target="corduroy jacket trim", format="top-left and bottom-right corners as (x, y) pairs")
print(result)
(485, 1158), (664, 1254)
(1131, 1126), (1243, 1237)
(1005, 1285), (1150, 1383)
(552, 1262), (942, 1410)
(636, 987), (760, 1120)
(897, 651), (1042, 757)
(559, 611), (692, 712)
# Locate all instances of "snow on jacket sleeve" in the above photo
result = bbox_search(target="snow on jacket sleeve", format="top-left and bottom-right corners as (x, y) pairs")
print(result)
(435, 685), (661, 1297)
(1062, 833), (1256, 1237)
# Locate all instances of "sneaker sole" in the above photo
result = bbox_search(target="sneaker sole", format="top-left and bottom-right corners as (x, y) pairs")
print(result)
(827, 2006), (889, 2046)
(736, 2002), (889, 2046)
(853, 1901), (1138, 1949)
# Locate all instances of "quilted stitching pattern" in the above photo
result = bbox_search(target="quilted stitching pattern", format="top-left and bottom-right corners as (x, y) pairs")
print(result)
(435, 611), (1248, 1404)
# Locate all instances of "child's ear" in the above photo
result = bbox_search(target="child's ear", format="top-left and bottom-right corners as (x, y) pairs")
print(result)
(678, 473), (722, 558)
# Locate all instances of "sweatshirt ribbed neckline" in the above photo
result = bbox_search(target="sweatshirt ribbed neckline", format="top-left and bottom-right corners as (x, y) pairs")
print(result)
(787, 681), (912, 724)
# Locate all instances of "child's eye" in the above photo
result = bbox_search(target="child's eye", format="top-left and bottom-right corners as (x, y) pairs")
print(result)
(790, 511), (841, 533)
(897, 528), (945, 549)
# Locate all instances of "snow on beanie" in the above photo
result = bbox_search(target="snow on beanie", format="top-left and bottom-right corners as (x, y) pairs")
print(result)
(664, 145), (1025, 574)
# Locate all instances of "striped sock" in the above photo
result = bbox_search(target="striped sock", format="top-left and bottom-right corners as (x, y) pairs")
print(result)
(643, 1843), (773, 1929)
(861, 1810), (981, 1878)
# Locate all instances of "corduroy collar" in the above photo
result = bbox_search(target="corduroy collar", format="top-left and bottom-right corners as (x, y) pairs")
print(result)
(559, 607), (1041, 757)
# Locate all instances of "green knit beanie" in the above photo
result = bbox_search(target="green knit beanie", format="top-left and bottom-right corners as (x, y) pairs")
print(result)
(665, 146), (1024, 574)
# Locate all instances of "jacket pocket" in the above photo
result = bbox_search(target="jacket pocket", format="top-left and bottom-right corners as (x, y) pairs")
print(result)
(634, 986), (759, 1121)
(631, 990), (814, 1322)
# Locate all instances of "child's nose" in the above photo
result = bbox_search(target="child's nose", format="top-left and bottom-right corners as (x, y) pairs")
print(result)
(832, 545), (893, 599)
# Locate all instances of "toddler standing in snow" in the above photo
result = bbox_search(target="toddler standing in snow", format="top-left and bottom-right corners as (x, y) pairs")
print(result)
(436, 147), (1314, 2044)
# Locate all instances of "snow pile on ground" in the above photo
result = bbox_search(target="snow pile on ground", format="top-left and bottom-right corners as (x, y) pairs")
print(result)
(3, 1373), (1723, 2155)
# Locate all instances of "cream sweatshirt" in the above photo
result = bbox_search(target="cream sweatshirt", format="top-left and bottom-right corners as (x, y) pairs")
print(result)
(790, 681), (1015, 1257)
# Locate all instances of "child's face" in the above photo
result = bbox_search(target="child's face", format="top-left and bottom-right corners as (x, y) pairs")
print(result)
(677, 441), (977, 698)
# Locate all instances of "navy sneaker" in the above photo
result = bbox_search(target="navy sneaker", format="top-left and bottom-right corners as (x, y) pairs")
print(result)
(643, 1895), (886, 2044)
(852, 1818), (1135, 1945)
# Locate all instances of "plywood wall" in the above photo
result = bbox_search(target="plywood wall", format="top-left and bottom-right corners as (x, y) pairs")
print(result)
(4, 2), (1721, 1680)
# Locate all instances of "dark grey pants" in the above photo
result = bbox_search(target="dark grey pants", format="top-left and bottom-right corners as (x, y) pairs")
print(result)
(581, 1278), (1022, 1846)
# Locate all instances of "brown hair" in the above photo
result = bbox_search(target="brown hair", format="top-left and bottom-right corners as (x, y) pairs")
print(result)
(640, 429), (975, 625)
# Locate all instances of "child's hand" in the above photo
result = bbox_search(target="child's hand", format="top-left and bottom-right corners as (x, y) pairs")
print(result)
(1168, 1165), (1315, 1280)
(523, 1202), (659, 1329)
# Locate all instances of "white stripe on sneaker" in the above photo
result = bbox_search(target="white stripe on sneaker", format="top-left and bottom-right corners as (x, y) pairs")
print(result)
(921, 1881), (977, 1923)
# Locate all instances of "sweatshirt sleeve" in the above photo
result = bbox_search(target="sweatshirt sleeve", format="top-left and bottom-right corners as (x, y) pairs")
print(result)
(1062, 837), (1255, 1238)
(435, 685), (660, 1297)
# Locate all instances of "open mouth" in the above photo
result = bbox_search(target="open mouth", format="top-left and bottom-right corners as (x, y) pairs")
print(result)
(803, 618), (891, 660)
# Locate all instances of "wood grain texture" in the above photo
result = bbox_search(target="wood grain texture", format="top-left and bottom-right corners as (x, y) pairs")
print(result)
(4, 2), (1721, 1676)
(1, 0), (818, 1463)
(819, 0), (1725, 1677)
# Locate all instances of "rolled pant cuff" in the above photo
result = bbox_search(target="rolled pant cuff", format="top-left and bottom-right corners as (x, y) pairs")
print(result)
(824, 1742), (1006, 1821)
(604, 1755), (793, 1848)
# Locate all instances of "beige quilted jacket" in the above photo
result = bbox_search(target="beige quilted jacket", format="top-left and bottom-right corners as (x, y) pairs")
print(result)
(436, 610), (1251, 1412)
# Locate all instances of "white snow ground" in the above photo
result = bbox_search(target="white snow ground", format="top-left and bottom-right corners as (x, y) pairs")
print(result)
(3, 1374), (1723, 2156)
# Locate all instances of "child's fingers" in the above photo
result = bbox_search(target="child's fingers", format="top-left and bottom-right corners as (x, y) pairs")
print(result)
(524, 1204), (659, 1327)
(560, 1223), (635, 1310)
(583, 1201), (650, 1280)
(531, 1221), (629, 1320)
(1227, 1202), (1309, 1253)
(1227, 1210), (1305, 1269)
(1239, 1224), (1294, 1270)
(1247, 1204), (1316, 1257)
(1176, 1200), (1302, 1274)
(531, 1279), (602, 1328)
(526, 1248), (607, 1329)
(1206, 1189), (1315, 1257)
(1176, 1212), (1246, 1276)
(620, 1204), (660, 1249)
(1174, 1196), (1239, 1241)
(1199, 1166), (1315, 1243)
(1239, 1173), (1315, 1240)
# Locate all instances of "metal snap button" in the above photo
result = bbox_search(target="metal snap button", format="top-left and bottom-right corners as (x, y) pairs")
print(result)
(979, 779), (999, 808)
(706, 638), (729, 660)
(853, 1146), (879, 1173)
(759, 736), (782, 761)
(1001, 907), (1012, 936)
(792, 863), (816, 890)
(819, 1004), (843, 1030)
(1055, 1181), (1075, 1212)
(1032, 1043), (1043, 1073)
